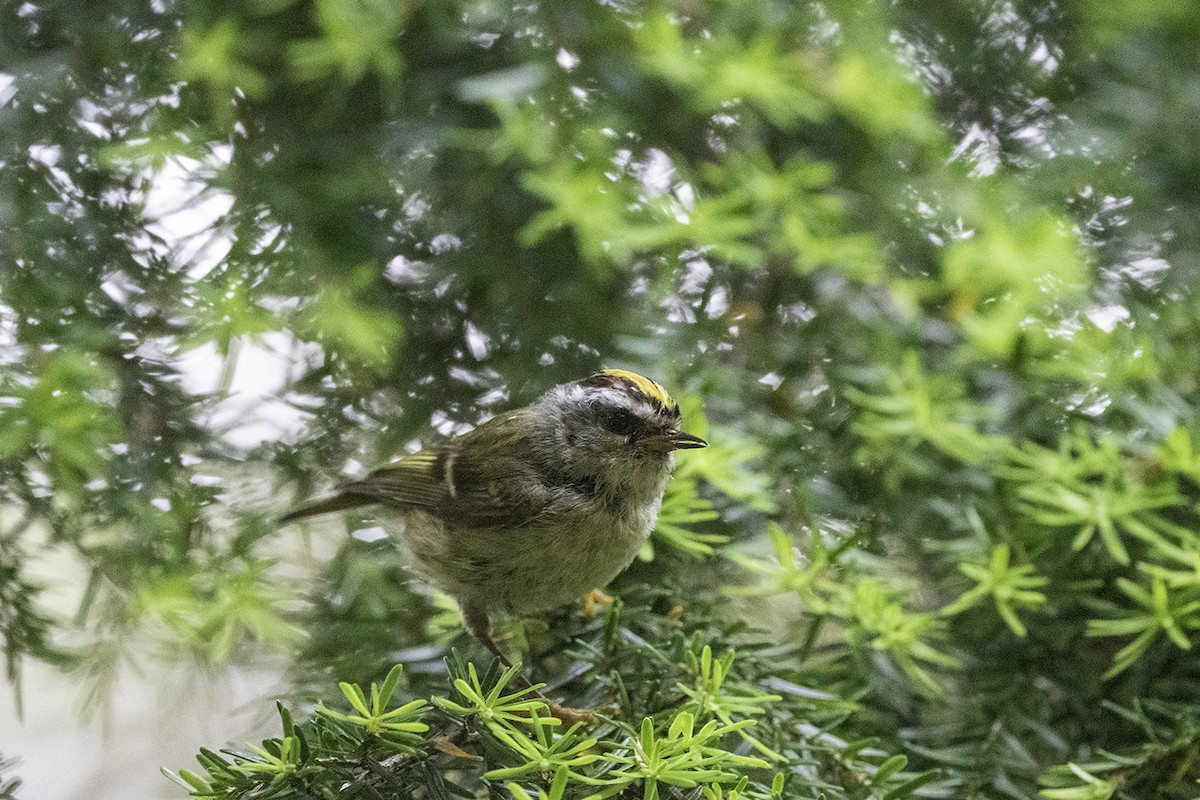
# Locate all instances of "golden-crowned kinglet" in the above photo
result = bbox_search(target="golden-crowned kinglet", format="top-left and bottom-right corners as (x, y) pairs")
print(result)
(281, 369), (706, 663)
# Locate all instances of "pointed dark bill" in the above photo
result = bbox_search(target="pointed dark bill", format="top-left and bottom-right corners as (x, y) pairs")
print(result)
(636, 431), (708, 453)
(669, 432), (707, 450)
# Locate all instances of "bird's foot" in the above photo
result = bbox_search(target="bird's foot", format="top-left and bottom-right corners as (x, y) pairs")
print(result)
(546, 699), (619, 727)
(582, 587), (614, 619)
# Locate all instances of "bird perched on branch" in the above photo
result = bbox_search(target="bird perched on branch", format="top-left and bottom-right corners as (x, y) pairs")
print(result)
(281, 369), (707, 667)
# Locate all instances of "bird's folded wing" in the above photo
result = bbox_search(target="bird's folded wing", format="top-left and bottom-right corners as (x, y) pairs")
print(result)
(343, 441), (547, 529)
(341, 452), (447, 509)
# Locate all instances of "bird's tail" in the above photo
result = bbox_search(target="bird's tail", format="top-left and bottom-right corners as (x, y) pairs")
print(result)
(279, 492), (373, 524)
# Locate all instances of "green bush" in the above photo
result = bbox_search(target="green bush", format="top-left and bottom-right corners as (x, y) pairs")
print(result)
(3, 1), (1200, 798)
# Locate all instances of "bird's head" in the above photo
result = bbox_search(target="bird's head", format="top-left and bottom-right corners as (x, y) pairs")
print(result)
(535, 369), (706, 492)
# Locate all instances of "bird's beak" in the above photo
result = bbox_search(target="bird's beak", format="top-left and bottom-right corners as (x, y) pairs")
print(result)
(637, 431), (708, 453)
(670, 431), (708, 450)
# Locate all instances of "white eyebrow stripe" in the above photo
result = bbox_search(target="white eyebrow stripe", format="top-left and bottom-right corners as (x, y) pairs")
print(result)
(553, 383), (673, 424)
(443, 450), (458, 498)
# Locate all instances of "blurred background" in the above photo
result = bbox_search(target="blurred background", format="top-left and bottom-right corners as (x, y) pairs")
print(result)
(3, 1), (1200, 799)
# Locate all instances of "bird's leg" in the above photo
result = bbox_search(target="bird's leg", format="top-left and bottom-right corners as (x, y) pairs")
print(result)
(460, 602), (608, 726)
(461, 602), (542, 695)
(461, 602), (518, 671)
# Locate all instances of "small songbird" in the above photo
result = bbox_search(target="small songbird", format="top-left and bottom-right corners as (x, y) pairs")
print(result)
(280, 369), (707, 665)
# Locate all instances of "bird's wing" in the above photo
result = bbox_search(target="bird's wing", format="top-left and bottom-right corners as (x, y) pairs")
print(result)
(279, 451), (451, 524)
(340, 410), (550, 528)
(341, 451), (447, 509)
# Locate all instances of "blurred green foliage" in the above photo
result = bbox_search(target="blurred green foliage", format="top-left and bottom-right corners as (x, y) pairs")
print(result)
(4, 0), (1200, 798)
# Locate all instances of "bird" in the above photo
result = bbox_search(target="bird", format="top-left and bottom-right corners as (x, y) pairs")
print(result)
(280, 368), (707, 667)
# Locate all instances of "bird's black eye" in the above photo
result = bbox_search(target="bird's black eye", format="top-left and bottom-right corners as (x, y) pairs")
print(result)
(598, 407), (638, 436)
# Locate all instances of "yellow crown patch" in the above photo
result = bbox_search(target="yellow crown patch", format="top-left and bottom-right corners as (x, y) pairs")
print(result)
(595, 368), (677, 414)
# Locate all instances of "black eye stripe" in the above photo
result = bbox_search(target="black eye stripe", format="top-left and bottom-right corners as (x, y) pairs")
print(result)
(598, 407), (639, 436)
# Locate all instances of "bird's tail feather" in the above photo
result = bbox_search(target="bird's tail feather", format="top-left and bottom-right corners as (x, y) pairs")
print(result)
(279, 492), (373, 524)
